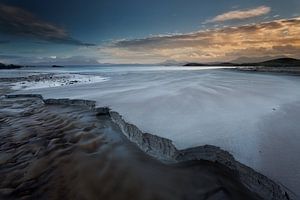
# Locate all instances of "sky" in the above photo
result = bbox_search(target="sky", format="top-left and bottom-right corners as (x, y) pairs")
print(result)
(0, 0), (300, 65)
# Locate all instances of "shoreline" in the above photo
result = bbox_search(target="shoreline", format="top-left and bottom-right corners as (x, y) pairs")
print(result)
(3, 93), (294, 200)
(228, 67), (300, 76)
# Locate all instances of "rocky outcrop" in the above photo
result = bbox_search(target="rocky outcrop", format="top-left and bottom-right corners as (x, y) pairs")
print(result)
(5, 95), (96, 109)
(176, 145), (237, 170)
(109, 111), (178, 162)
(44, 98), (96, 109)
(95, 107), (110, 115)
(176, 146), (292, 200)
(4, 94), (295, 200)
(5, 94), (44, 99)
(236, 162), (292, 200)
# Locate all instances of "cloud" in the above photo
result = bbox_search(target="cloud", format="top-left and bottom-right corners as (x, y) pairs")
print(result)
(102, 17), (300, 63)
(0, 4), (94, 46)
(206, 6), (271, 23)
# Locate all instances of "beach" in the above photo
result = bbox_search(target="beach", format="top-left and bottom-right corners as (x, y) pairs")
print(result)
(2, 0), (300, 199)
(0, 66), (298, 199)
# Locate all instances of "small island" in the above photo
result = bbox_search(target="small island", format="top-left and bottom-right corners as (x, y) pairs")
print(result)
(0, 63), (22, 69)
(52, 65), (64, 68)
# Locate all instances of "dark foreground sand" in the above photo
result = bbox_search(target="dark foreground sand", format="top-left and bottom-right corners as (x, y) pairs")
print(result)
(0, 96), (263, 200)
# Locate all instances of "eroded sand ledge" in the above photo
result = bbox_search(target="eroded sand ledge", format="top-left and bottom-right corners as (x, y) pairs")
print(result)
(4, 94), (295, 200)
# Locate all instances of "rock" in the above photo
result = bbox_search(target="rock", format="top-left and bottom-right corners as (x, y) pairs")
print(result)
(5, 94), (44, 100)
(44, 98), (96, 109)
(109, 111), (178, 162)
(95, 107), (110, 115)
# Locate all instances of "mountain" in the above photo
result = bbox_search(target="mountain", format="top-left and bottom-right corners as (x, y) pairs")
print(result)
(158, 60), (187, 66)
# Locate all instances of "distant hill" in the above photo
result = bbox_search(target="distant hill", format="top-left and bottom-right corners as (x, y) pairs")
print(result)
(0, 63), (22, 69)
(230, 56), (287, 64)
(158, 59), (188, 66)
(184, 62), (238, 66)
(253, 58), (300, 67)
(184, 57), (300, 67)
(183, 63), (207, 66)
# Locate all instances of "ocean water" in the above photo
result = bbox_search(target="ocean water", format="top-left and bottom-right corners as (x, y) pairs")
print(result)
(8, 65), (300, 195)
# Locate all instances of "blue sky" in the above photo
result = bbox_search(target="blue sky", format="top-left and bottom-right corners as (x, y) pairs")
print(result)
(0, 0), (300, 64)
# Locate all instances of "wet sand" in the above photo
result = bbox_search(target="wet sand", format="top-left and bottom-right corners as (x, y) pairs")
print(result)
(0, 73), (295, 200)
(0, 96), (261, 200)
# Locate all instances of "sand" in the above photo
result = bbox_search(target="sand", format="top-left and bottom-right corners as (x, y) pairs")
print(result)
(0, 69), (297, 199)
(0, 95), (261, 200)
(15, 68), (300, 195)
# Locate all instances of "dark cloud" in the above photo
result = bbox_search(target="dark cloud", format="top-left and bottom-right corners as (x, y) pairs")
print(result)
(112, 33), (212, 50)
(0, 4), (95, 46)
